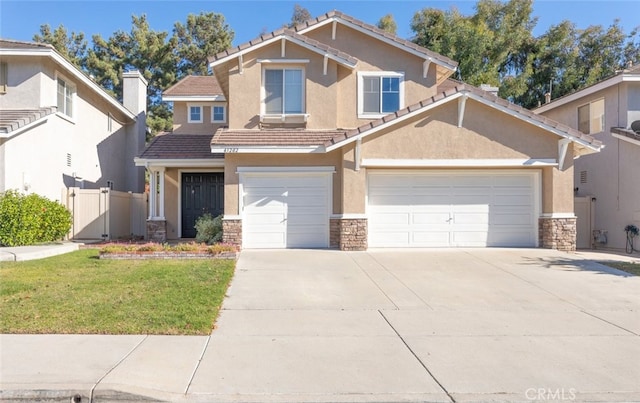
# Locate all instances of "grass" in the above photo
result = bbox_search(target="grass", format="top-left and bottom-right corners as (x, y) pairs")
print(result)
(0, 249), (234, 335)
(600, 261), (640, 276)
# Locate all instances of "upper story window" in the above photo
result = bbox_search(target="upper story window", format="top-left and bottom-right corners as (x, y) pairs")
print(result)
(358, 72), (404, 118)
(263, 68), (304, 115)
(0, 62), (7, 94)
(188, 105), (203, 123)
(56, 76), (75, 118)
(578, 98), (604, 134)
(212, 105), (226, 123)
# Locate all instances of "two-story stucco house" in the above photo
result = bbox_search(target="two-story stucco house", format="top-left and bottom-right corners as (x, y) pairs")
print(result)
(135, 11), (602, 251)
(0, 39), (147, 202)
(535, 64), (640, 250)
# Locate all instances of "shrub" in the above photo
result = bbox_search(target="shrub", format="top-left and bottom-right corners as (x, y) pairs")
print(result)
(0, 190), (72, 246)
(194, 213), (223, 245)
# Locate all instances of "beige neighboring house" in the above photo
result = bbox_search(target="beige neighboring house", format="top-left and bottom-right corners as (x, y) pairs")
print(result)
(535, 64), (640, 250)
(0, 39), (147, 202)
(135, 11), (603, 251)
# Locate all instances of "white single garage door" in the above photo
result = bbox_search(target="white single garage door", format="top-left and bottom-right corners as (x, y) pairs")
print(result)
(241, 170), (331, 249)
(368, 170), (539, 247)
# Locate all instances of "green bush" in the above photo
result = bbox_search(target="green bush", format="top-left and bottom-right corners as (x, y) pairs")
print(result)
(0, 190), (72, 246)
(194, 213), (223, 245)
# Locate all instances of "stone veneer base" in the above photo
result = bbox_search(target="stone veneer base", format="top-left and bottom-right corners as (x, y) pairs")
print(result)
(223, 219), (242, 248)
(539, 217), (576, 251)
(146, 219), (167, 243)
(330, 218), (367, 251)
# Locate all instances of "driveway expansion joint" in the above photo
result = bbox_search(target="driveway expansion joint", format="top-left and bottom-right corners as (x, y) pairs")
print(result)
(378, 310), (456, 403)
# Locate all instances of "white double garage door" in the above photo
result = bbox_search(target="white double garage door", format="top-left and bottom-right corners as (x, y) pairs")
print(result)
(241, 169), (539, 249)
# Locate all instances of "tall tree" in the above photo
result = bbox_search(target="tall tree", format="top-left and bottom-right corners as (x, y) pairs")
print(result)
(377, 14), (397, 35)
(33, 24), (87, 68)
(289, 4), (312, 28)
(173, 12), (234, 77)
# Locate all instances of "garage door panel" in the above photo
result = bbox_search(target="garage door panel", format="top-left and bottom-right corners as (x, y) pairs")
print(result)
(412, 231), (450, 246)
(368, 171), (538, 248)
(412, 212), (450, 225)
(242, 172), (330, 249)
(369, 231), (411, 247)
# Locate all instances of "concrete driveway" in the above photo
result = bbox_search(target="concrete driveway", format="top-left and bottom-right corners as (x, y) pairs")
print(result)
(189, 248), (640, 403)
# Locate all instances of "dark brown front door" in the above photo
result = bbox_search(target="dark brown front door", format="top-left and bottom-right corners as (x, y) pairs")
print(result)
(181, 173), (224, 238)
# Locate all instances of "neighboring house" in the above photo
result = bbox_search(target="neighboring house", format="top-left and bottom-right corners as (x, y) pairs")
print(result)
(0, 39), (147, 202)
(135, 11), (602, 251)
(535, 64), (640, 250)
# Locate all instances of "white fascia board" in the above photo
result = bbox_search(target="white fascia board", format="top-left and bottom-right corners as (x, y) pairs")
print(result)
(612, 131), (640, 147)
(237, 166), (335, 173)
(134, 157), (224, 167)
(325, 92), (463, 152)
(211, 145), (324, 154)
(162, 95), (226, 102)
(534, 75), (623, 113)
(361, 158), (558, 168)
(1, 48), (136, 120)
(466, 92), (602, 153)
(0, 117), (49, 138)
(297, 17), (457, 72)
(209, 35), (356, 69)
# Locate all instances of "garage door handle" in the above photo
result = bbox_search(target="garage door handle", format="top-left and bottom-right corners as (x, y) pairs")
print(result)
(446, 217), (453, 222)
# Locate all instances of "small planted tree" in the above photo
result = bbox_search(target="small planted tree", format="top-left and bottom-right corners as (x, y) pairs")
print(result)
(194, 213), (223, 244)
(0, 190), (72, 246)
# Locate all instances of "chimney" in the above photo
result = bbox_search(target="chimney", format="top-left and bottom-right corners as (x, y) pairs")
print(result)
(479, 84), (499, 97)
(122, 70), (148, 193)
(544, 92), (551, 104)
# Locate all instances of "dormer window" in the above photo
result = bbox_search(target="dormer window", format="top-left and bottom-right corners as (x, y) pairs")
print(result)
(188, 105), (203, 123)
(263, 67), (304, 115)
(358, 72), (404, 118)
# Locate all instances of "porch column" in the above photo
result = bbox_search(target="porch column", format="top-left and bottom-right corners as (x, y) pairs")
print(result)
(148, 168), (157, 219)
(157, 167), (166, 219)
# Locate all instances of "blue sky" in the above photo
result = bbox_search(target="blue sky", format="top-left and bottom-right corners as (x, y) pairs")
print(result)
(1, 1), (638, 46)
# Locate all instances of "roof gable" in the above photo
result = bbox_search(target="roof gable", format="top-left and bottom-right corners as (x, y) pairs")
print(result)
(292, 11), (458, 73)
(325, 81), (602, 156)
(209, 28), (358, 70)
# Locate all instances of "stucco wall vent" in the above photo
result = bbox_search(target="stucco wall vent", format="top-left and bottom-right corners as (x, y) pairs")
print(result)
(580, 170), (587, 184)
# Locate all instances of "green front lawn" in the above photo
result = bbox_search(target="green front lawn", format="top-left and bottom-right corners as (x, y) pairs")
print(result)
(600, 261), (640, 276)
(0, 249), (234, 335)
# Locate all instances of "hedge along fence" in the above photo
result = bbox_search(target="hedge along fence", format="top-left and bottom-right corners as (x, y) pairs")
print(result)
(0, 190), (72, 246)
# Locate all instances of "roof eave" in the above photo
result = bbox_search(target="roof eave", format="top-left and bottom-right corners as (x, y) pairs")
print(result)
(0, 48), (137, 120)
(162, 95), (226, 102)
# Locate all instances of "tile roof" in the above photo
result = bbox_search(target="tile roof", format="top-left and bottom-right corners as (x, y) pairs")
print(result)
(291, 10), (458, 69)
(0, 107), (57, 134)
(163, 75), (223, 97)
(611, 127), (640, 143)
(209, 28), (358, 67)
(138, 134), (223, 160)
(0, 39), (52, 50)
(212, 128), (347, 147)
(325, 81), (602, 153)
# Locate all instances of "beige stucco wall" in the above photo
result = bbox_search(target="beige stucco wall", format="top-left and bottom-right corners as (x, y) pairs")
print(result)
(222, 152), (343, 216)
(539, 82), (640, 248)
(172, 101), (228, 134)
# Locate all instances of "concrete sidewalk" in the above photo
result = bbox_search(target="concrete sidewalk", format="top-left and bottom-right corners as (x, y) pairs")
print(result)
(1, 249), (639, 402)
(0, 242), (80, 262)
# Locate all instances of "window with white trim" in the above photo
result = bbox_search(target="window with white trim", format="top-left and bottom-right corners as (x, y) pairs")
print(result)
(263, 67), (304, 114)
(211, 105), (226, 122)
(56, 76), (75, 118)
(0, 62), (7, 94)
(358, 72), (404, 118)
(188, 105), (203, 123)
(578, 98), (604, 134)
